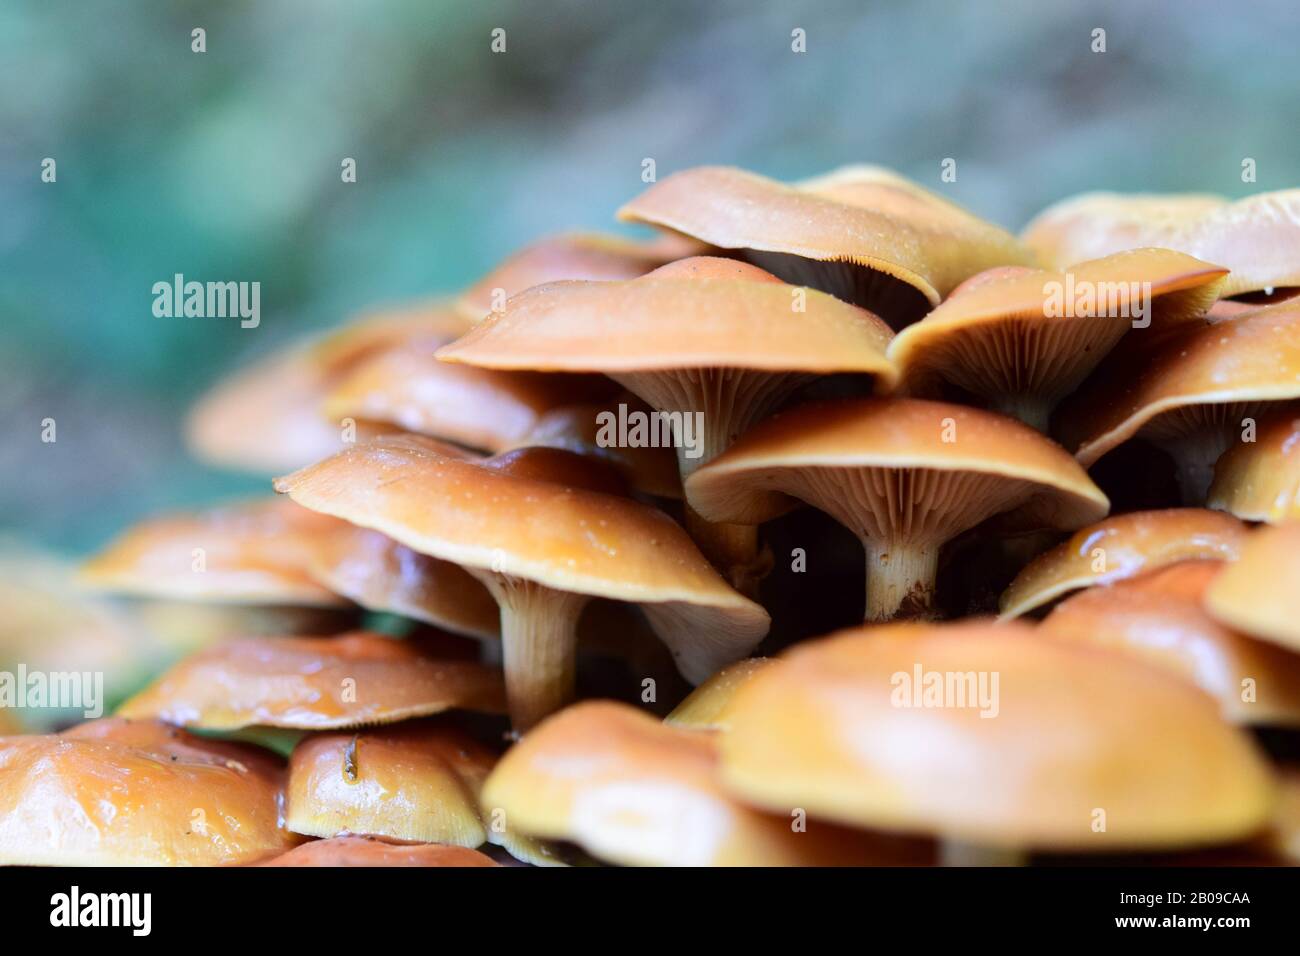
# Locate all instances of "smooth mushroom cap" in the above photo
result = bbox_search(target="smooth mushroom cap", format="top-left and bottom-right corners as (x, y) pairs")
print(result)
(688, 397), (1106, 619)
(1040, 562), (1300, 726)
(1056, 295), (1300, 475)
(888, 249), (1228, 429)
(718, 621), (1275, 851)
(617, 165), (1036, 327)
(0, 718), (293, 866)
(285, 720), (497, 846)
(665, 658), (776, 732)
(255, 835), (498, 867)
(117, 632), (505, 730)
(999, 508), (1248, 618)
(187, 302), (471, 474)
(457, 231), (688, 321)
(1206, 523), (1300, 653)
(439, 257), (898, 495)
(1021, 189), (1300, 298)
(1207, 405), (1300, 522)
(274, 434), (769, 683)
(324, 341), (612, 453)
(437, 256), (897, 379)
(308, 524), (500, 640)
(481, 700), (931, 866)
(687, 397), (1105, 528)
(81, 498), (350, 608)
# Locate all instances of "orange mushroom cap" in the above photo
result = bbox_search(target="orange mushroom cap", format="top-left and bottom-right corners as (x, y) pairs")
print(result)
(117, 632), (505, 730)
(308, 524), (499, 640)
(619, 165), (1036, 327)
(687, 397), (1107, 619)
(481, 700), (931, 866)
(255, 836), (498, 867)
(1207, 404), (1300, 522)
(1205, 522), (1300, 653)
(457, 231), (691, 322)
(81, 498), (350, 608)
(888, 249), (1227, 430)
(1040, 562), (1300, 726)
(1056, 300), (1300, 487)
(285, 720), (498, 846)
(1022, 189), (1300, 299)
(718, 621), (1275, 851)
(0, 718), (293, 866)
(999, 508), (1247, 618)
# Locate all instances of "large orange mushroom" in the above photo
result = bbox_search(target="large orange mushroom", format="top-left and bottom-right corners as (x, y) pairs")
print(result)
(619, 165), (1036, 328)
(888, 249), (1226, 431)
(437, 256), (897, 591)
(276, 435), (768, 730)
(687, 398), (1108, 620)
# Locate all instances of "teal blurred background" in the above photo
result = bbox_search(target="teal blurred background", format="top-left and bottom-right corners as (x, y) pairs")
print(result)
(3, 0), (1299, 554)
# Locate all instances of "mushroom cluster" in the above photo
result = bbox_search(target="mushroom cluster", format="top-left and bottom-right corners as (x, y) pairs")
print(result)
(8, 166), (1300, 867)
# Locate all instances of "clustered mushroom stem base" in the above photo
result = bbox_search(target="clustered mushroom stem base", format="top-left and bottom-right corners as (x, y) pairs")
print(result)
(683, 503), (769, 600)
(862, 541), (940, 622)
(1157, 430), (1234, 505)
(479, 574), (590, 733)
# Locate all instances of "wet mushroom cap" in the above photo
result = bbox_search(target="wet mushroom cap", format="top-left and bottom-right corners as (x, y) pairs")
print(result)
(665, 658), (776, 732)
(481, 700), (931, 866)
(718, 621), (1276, 850)
(256, 835), (498, 867)
(80, 498), (350, 608)
(457, 231), (688, 321)
(1206, 523), (1300, 653)
(685, 397), (1107, 529)
(285, 720), (497, 846)
(887, 249), (1227, 425)
(436, 256), (898, 380)
(0, 718), (293, 866)
(617, 165), (1035, 327)
(274, 434), (769, 683)
(999, 508), (1248, 618)
(1040, 563), (1300, 726)
(1207, 405), (1300, 522)
(1055, 297), (1300, 468)
(1021, 189), (1300, 298)
(117, 632), (506, 730)
(308, 524), (500, 639)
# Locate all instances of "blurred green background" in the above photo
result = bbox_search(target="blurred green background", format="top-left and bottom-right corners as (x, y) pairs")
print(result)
(3, 0), (1298, 554)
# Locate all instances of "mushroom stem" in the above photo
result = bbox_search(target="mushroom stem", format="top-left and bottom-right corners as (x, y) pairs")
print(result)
(476, 574), (590, 732)
(987, 393), (1052, 434)
(939, 841), (1027, 867)
(1157, 430), (1233, 505)
(863, 541), (939, 621)
(683, 503), (769, 599)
